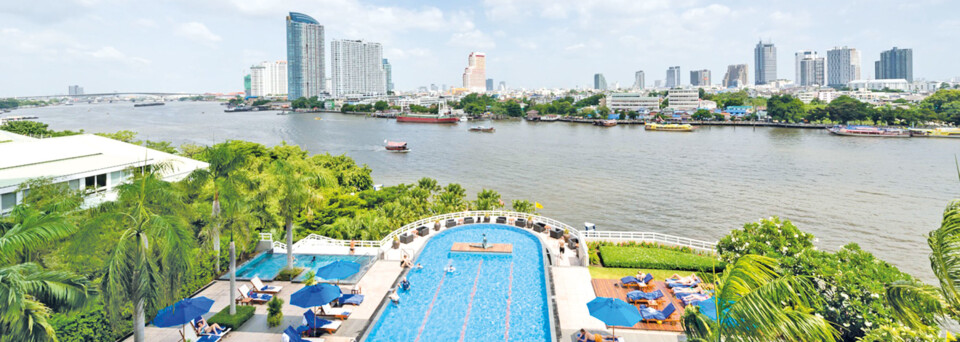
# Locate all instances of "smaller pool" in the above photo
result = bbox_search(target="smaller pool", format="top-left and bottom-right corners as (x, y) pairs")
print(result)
(223, 252), (375, 283)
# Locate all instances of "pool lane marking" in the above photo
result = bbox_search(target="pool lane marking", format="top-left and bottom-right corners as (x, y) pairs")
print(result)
(414, 270), (448, 342)
(458, 260), (484, 342)
(504, 261), (514, 341)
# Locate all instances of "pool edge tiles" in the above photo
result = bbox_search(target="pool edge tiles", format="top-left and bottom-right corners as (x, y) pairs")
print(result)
(362, 223), (557, 342)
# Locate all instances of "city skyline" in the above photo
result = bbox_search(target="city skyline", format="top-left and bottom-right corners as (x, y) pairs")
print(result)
(1, 1), (959, 96)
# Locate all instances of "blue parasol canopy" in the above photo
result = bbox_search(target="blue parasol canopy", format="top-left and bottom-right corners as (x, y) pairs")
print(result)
(150, 297), (214, 328)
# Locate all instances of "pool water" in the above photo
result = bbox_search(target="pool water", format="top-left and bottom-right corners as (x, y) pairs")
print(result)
(366, 224), (552, 341)
(223, 253), (375, 283)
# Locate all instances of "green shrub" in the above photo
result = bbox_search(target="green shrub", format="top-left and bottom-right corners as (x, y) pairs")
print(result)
(267, 296), (284, 328)
(716, 216), (814, 263)
(51, 304), (123, 342)
(207, 305), (255, 330)
(598, 246), (724, 272)
(276, 267), (304, 281)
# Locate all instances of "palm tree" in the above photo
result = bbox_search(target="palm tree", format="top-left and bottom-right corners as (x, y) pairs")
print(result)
(217, 196), (256, 315)
(0, 206), (95, 342)
(511, 199), (534, 213)
(271, 159), (312, 270)
(188, 143), (248, 274)
(473, 189), (503, 211)
(885, 200), (960, 330)
(102, 163), (194, 342)
(681, 254), (838, 342)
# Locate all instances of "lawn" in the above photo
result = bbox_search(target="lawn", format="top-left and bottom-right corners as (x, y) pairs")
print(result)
(588, 266), (717, 283)
(598, 245), (725, 272)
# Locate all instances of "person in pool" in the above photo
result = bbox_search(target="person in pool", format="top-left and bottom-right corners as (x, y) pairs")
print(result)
(400, 277), (410, 291)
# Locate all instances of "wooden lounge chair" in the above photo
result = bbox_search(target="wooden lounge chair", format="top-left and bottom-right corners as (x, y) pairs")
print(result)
(250, 276), (282, 294)
(238, 284), (272, 304)
(625, 289), (663, 305)
(621, 273), (653, 289)
(640, 302), (679, 325)
(319, 304), (352, 319)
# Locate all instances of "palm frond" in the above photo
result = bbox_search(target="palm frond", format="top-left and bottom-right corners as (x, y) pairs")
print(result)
(885, 279), (947, 329)
(681, 305), (716, 340)
(928, 200), (960, 310)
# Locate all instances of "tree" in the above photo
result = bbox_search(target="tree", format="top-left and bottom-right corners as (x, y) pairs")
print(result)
(473, 189), (503, 210)
(270, 159), (324, 270)
(374, 101), (388, 111)
(511, 200), (534, 213)
(692, 109), (712, 121)
(681, 255), (838, 342)
(188, 143), (248, 275)
(827, 95), (872, 124)
(597, 106), (611, 116)
(102, 163), (194, 342)
(0, 206), (95, 342)
(660, 98), (669, 109)
(766, 95), (805, 123)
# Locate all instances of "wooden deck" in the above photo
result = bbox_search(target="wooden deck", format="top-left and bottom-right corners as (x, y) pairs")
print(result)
(450, 242), (512, 253)
(589, 279), (684, 332)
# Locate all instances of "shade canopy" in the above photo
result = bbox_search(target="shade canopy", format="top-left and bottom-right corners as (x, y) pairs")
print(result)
(291, 283), (341, 308)
(316, 260), (361, 281)
(150, 296), (214, 328)
(587, 297), (642, 328)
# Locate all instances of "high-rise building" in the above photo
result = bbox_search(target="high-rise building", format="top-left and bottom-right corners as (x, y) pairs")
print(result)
(330, 39), (385, 97)
(68, 85), (83, 96)
(665, 66), (681, 88)
(827, 46), (861, 87)
(594, 73), (607, 90)
(498, 81), (507, 91)
(654, 80), (662, 88)
(462, 52), (486, 93)
(430, 84), (438, 92)
(633, 71), (645, 89)
(382, 58), (393, 92)
(794, 50), (816, 83)
(249, 61), (288, 97)
(243, 75), (251, 97)
(722, 64), (748, 88)
(486, 78), (494, 91)
(690, 69), (711, 86)
(875, 47), (913, 83)
(754, 40), (777, 85)
(286, 12), (324, 100)
(798, 55), (825, 86)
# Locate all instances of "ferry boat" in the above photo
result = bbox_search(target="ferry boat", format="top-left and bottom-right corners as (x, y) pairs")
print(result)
(827, 125), (909, 138)
(133, 102), (164, 107)
(0, 115), (39, 124)
(909, 127), (960, 138)
(468, 126), (495, 133)
(396, 103), (459, 124)
(645, 123), (694, 132)
(384, 140), (409, 152)
(594, 119), (617, 127)
(540, 115), (560, 122)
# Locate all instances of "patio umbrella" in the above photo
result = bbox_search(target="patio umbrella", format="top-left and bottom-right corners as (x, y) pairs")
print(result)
(316, 260), (361, 284)
(291, 283), (341, 309)
(151, 296), (215, 341)
(586, 297), (641, 338)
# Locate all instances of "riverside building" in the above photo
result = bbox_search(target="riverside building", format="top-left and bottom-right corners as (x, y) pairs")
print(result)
(603, 93), (660, 111)
(667, 89), (700, 110)
(286, 12), (325, 100)
(754, 40), (777, 85)
(875, 47), (913, 83)
(330, 39), (386, 97)
(827, 46), (861, 88)
(249, 60), (288, 98)
(723, 64), (748, 88)
(665, 66), (681, 88)
(462, 52), (486, 93)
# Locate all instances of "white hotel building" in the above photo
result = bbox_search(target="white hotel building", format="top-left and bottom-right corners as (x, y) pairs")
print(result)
(250, 60), (288, 98)
(331, 39), (386, 97)
(603, 93), (660, 111)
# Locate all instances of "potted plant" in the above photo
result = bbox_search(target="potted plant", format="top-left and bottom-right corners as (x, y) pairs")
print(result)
(483, 214), (490, 223)
(392, 236), (400, 249)
(563, 228), (571, 241)
(267, 296), (284, 327)
(434, 220), (441, 231)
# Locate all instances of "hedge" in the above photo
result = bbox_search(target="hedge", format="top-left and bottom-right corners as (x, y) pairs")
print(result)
(599, 245), (725, 272)
(207, 305), (256, 330)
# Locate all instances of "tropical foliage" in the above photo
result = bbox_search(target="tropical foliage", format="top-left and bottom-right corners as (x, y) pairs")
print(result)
(716, 217), (815, 263)
(597, 245), (723, 272)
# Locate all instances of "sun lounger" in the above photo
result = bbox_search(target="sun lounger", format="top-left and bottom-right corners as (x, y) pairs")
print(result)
(575, 331), (623, 342)
(620, 273), (653, 289)
(303, 310), (342, 334)
(282, 325), (324, 342)
(251, 276), (282, 294)
(319, 304), (352, 319)
(190, 316), (231, 337)
(676, 292), (711, 305)
(181, 320), (227, 342)
(239, 285), (272, 304)
(625, 289), (663, 304)
(338, 293), (364, 306)
(640, 302), (678, 324)
(666, 280), (700, 289)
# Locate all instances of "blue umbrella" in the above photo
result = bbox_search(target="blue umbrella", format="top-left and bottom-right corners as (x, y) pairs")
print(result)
(291, 283), (341, 309)
(151, 296), (215, 327)
(316, 260), (361, 283)
(587, 297), (641, 337)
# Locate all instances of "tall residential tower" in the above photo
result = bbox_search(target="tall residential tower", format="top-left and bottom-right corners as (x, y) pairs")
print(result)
(330, 39), (385, 96)
(382, 59), (393, 92)
(286, 12), (324, 100)
(462, 52), (486, 93)
(665, 66), (681, 88)
(722, 64), (748, 88)
(690, 69), (711, 86)
(594, 73), (607, 90)
(875, 47), (913, 83)
(633, 71), (645, 89)
(827, 46), (861, 88)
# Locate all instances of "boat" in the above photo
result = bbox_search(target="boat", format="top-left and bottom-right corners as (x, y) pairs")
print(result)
(468, 126), (495, 133)
(645, 123), (694, 132)
(909, 127), (960, 138)
(594, 120), (617, 127)
(540, 115), (560, 122)
(133, 102), (164, 107)
(384, 140), (410, 152)
(396, 103), (460, 124)
(827, 125), (909, 138)
(0, 115), (39, 125)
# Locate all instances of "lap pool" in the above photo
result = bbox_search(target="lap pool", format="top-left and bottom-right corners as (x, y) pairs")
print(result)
(365, 224), (553, 341)
(222, 252), (375, 283)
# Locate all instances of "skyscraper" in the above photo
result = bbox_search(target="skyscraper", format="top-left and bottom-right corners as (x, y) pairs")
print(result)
(798, 55), (825, 86)
(827, 46), (861, 87)
(794, 50), (815, 83)
(330, 39), (385, 97)
(485, 79), (494, 91)
(243, 75), (251, 97)
(594, 73), (607, 90)
(382, 58), (393, 92)
(286, 12), (324, 100)
(633, 71), (645, 89)
(665, 66), (681, 88)
(498, 81), (507, 91)
(754, 40), (777, 85)
(68, 85), (83, 96)
(722, 64), (748, 88)
(250, 61), (288, 97)
(462, 52), (486, 93)
(690, 69), (711, 86)
(875, 47), (913, 82)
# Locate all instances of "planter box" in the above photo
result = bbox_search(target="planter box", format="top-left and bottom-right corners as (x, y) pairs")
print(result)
(445, 219), (457, 228)
(417, 226), (430, 237)
(496, 217), (506, 224)
(464, 217), (475, 224)
(549, 228), (564, 239)
(400, 233), (415, 244)
(515, 218), (527, 228)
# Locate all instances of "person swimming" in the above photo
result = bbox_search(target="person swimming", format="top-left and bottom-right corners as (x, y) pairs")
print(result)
(400, 277), (410, 291)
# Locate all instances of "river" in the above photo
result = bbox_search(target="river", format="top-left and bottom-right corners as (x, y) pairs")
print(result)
(11, 101), (960, 281)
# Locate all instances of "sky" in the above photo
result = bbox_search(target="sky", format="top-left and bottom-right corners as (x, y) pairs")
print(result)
(1, 0), (959, 96)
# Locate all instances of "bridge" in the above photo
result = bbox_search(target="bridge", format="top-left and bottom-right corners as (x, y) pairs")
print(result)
(14, 92), (215, 100)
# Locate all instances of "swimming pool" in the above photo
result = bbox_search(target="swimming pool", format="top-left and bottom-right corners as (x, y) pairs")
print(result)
(365, 224), (553, 341)
(223, 252), (375, 283)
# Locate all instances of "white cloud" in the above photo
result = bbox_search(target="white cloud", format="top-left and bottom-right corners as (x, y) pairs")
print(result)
(564, 43), (585, 51)
(176, 22), (221, 43)
(448, 29), (495, 49)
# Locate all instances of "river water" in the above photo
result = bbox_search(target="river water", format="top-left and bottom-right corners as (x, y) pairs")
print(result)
(12, 101), (960, 281)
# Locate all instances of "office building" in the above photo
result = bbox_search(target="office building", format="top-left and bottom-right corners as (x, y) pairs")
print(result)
(594, 73), (607, 90)
(754, 40), (777, 85)
(665, 66), (681, 88)
(330, 39), (385, 97)
(382, 59), (393, 92)
(462, 52), (486, 93)
(795, 50), (816, 83)
(849, 79), (909, 91)
(249, 60), (288, 97)
(68, 85), (83, 96)
(827, 46), (861, 88)
(286, 12), (325, 100)
(604, 93), (659, 111)
(797, 54), (825, 87)
(722, 64), (748, 88)
(875, 47), (913, 83)
(633, 71), (645, 89)
(498, 81), (507, 91)
(486, 78), (494, 91)
(667, 89), (699, 110)
(690, 69), (711, 86)
(243, 74), (251, 97)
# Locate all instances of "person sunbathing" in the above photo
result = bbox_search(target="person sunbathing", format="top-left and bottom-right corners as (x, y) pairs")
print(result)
(195, 317), (223, 335)
(673, 286), (704, 294)
(668, 273), (700, 285)
(576, 329), (590, 342)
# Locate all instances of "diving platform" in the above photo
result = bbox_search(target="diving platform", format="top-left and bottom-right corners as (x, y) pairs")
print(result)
(451, 242), (513, 253)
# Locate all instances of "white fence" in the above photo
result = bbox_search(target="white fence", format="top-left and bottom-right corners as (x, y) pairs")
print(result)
(580, 230), (716, 251)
